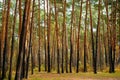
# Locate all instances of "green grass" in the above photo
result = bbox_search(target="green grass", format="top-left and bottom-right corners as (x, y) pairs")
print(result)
(2, 71), (120, 80)
(3, 66), (120, 80)
(28, 71), (120, 80)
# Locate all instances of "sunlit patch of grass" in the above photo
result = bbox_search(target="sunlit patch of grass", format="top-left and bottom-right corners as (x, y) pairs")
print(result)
(9, 66), (120, 80)
(116, 65), (120, 72)
(102, 67), (109, 72)
(28, 71), (120, 80)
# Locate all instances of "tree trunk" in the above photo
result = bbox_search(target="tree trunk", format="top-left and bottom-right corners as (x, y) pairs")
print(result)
(47, 0), (51, 73)
(21, 0), (31, 78)
(0, 0), (6, 79)
(54, 0), (60, 74)
(95, 0), (101, 74)
(44, 0), (47, 71)
(105, 0), (111, 73)
(25, 0), (32, 78)
(88, 0), (96, 73)
(111, 0), (117, 73)
(61, 0), (67, 73)
(18, 0), (22, 37)
(51, 30), (56, 70)
(2, 0), (11, 79)
(119, 2), (120, 65)
(0, 31), (1, 79)
(8, 0), (18, 80)
(102, 17), (108, 66)
(70, 0), (74, 73)
(38, 0), (41, 72)
(65, 39), (68, 73)
(84, 0), (88, 72)
(15, 0), (28, 79)
(76, 0), (83, 73)
(31, 0), (35, 75)
(62, 0), (68, 73)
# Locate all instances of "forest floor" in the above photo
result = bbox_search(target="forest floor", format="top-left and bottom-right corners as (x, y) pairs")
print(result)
(28, 71), (120, 80)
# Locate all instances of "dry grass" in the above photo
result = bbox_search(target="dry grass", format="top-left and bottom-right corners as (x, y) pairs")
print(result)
(27, 71), (120, 80)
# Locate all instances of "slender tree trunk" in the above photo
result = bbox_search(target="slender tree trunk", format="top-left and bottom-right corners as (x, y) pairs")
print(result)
(102, 17), (108, 66)
(51, 30), (56, 70)
(54, 0), (60, 74)
(61, 35), (64, 73)
(21, 45), (26, 78)
(2, 0), (11, 79)
(47, 0), (51, 73)
(109, 14), (115, 73)
(31, 47), (34, 74)
(62, 0), (68, 73)
(70, 0), (75, 73)
(61, 30), (64, 73)
(21, 0), (31, 78)
(98, 7), (101, 71)
(8, 0), (18, 80)
(61, 0), (67, 73)
(25, 0), (32, 78)
(65, 36), (68, 73)
(95, 0), (101, 74)
(0, 0), (6, 79)
(15, 0), (28, 79)
(25, 25), (31, 78)
(88, 0), (96, 73)
(84, 0), (88, 72)
(105, 0), (111, 72)
(99, 35), (102, 71)
(111, 0), (117, 73)
(109, 39), (112, 73)
(0, 31), (1, 79)
(50, 36), (54, 70)
(119, 2), (120, 65)
(76, 0), (83, 73)
(38, 0), (41, 72)
(18, 0), (22, 37)
(44, 0), (47, 71)
(31, 0), (35, 75)
(109, 0), (115, 73)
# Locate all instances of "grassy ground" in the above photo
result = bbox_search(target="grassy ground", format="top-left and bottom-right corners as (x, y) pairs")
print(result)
(28, 71), (120, 80)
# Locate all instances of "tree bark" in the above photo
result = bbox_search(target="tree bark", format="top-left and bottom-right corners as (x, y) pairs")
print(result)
(21, 0), (31, 78)
(111, 0), (117, 73)
(44, 0), (47, 71)
(70, 0), (75, 73)
(18, 0), (22, 37)
(2, 0), (11, 79)
(8, 0), (18, 80)
(76, 0), (83, 73)
(15, 0), (28, 79)
(25, 0), (32, 78)
(88, 0), (96, 73)
(84, 0), (88, 72)
(102, 17), (108, 67)
(0, 0), (6, 79)
(47, 0), (51, 73)
(105, 0), (111, 72)
(54, 0), (60, 74)
(30, 0), (35, 75)
(95, 0), (101, 74)
(38, 0), (41, 72)
(0, 30), (1, 79)
(62, 0), (68, 73)
(61, 0), (67, 73)
(119, 1), (120, 65)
